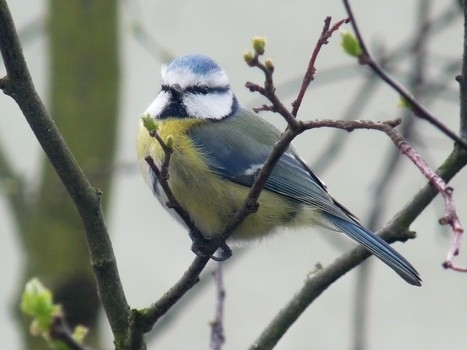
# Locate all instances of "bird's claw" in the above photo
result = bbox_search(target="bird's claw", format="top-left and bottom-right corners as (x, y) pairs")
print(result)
(190, 230), (232, 261)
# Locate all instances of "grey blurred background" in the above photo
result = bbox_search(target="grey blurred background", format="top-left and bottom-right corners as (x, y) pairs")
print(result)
(1, 1), (466, 349)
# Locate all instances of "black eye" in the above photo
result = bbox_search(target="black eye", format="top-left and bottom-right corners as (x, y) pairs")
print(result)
(192, 85), (209, 95)
(199, 86), (209, 95)
(186, 85), (210, 95)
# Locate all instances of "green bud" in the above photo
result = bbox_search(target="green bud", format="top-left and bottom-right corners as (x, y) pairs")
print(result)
(397, 95), (412, 109)
(72, 325), (89, 344)
(141, 113), (159, 133)
(251, 36), (267, 55)
(20, 279), (61, 335)
(265, 58), (274, 72)
(243, 51), (255, 65)
(340, 30), (362, 58)
(165, 135), (174, 149)
(21, 279), (89, 347)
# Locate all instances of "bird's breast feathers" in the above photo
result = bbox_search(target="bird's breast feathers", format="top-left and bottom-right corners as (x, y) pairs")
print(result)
(137, 117), (237, 236)
(136, 116), (306, 239)
(137, 117), (206, 186)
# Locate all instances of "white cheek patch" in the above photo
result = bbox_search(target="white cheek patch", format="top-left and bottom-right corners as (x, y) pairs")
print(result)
(144, 91), (171, 117)
(183, 90), (234, 120)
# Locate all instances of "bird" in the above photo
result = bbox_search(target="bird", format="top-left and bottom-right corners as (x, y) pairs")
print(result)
(137, 54), (421, 286)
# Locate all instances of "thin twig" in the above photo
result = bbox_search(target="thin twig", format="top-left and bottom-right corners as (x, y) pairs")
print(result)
(210, 262), (226, 350)
(144, 156), (194, 229)
(385, 128), (465, 270)
(291, 17), (349, 117)
(342, 0), (467, 151)
(50, 315), (89, 350)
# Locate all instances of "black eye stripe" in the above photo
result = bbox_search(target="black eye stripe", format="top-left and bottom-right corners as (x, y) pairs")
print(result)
(186, 85), (230, 95)
(161, 84), (230, 95)
(186, 86), (210, 95)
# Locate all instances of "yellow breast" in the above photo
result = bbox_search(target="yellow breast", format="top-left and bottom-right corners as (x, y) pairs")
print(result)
(137, 117), (230, 235)
(137, 118), (307, 241)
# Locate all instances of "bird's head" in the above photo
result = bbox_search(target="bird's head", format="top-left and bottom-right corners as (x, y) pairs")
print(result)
(145, 55), (239, 120)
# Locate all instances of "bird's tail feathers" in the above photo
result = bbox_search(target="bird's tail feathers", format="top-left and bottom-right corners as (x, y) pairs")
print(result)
(327, 215), (421, 286)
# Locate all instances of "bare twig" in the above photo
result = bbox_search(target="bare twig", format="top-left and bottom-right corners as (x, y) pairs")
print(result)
(300, 115), (462, 253)
(50, 315), (89, 350)
(440, 186), (465, 271)
(309, 5), (460, 173)
(144, 156), (195, 231)
(342, 0), (467, 151)
(300, 117), (401, 131)
(210, 262), (226, 350)
(364, 123), (465, 255)
(292, 17), (349, 117)
(385, 131), (465, 269)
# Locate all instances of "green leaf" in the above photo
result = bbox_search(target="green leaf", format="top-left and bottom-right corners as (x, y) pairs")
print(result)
(21, 278), (61, 334)
(340, 30), (362, 57)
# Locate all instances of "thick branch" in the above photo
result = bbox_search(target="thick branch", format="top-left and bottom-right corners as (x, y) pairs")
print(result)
(0, 0), (130, 346)
(250, 145), (467, 350)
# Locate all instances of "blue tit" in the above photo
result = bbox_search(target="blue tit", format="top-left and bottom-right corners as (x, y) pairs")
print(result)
(137, 54), (421, 286)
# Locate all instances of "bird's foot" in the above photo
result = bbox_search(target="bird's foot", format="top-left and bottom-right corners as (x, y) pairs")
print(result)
(189, 230), (232, 261)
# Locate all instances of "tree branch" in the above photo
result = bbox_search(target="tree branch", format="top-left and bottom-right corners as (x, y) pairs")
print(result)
(0, 1), (130, 347)
(250, 145), (467, 350)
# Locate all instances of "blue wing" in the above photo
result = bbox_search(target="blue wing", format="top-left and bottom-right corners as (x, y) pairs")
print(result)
(189, 109), (421, 285)
(189, 109), (348, 220)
